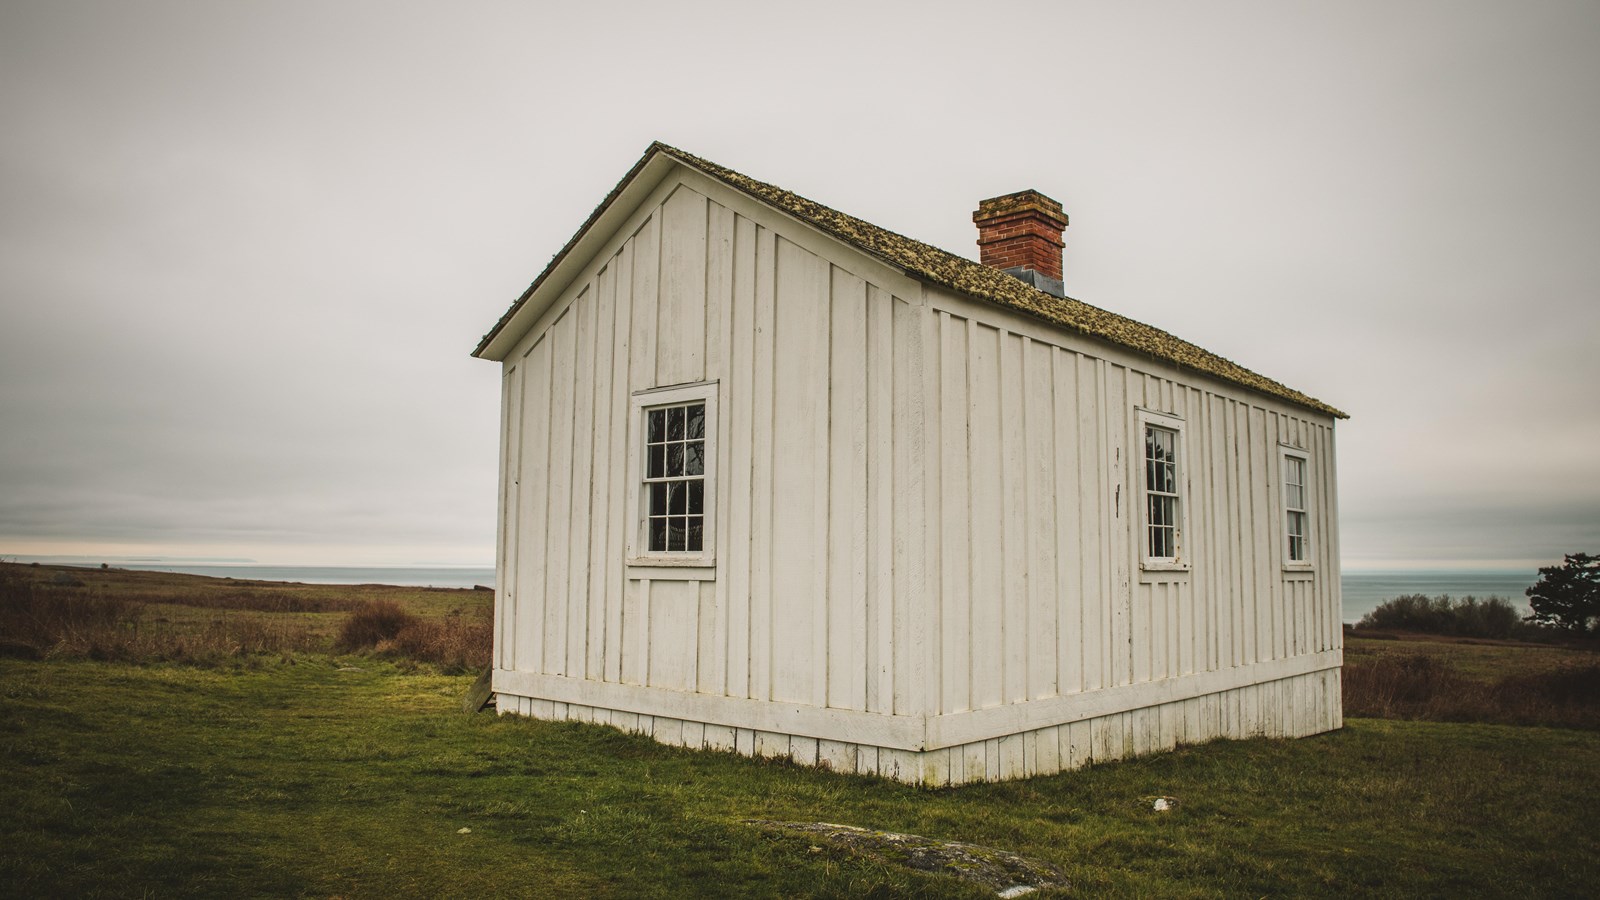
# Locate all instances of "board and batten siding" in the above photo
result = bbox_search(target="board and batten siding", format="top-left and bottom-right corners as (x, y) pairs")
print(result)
(918, 287), (1342, 719)
(495, 175), (926, 724)
(491, 168), (1342, 782)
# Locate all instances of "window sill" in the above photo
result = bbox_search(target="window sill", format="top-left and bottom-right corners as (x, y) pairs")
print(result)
(1282, 565), (1315, 581)
(1139, 561), (1191, 584)
(625, 561), (716, 582)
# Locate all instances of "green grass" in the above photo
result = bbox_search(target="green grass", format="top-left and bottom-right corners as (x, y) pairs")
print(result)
(3, 655), (1598, 898)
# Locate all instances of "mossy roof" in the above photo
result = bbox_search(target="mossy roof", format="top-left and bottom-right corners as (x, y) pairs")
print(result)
(476, 142), (1346, 419)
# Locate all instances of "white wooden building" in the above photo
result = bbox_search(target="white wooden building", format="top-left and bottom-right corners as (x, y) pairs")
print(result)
(473, 143), (1347, 785)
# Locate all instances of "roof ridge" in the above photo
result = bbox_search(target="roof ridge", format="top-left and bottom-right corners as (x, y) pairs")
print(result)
(478, 142), (1346, 419)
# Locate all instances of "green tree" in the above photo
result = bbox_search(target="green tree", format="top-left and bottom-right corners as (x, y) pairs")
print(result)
(1525, 553), (1600, 635)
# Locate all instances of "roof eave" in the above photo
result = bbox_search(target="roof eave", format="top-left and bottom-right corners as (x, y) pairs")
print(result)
(472, 143), (679, 361)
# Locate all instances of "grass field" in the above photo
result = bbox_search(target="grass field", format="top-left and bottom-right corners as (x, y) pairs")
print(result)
(3, 564), (1598, 897)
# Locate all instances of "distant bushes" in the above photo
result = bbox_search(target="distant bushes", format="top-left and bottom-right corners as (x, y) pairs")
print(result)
(1343, 653), (1600, 729)
(336, 600), (491, 673)
(1356, 594), (1529, 639)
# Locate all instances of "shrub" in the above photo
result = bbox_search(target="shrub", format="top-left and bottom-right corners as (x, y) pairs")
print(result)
(1356, 594), (1522, 639)
(335, 600), (419, 651)
(389, 615), (492, 673)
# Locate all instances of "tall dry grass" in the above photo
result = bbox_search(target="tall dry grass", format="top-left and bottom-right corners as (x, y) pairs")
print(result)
(0, 569), (322, 663)
(336, 599), (491, 672)
(1343, 652), (1600, 729)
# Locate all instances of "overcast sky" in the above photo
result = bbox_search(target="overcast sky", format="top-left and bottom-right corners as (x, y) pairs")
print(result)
(2, 0), (1596, 570)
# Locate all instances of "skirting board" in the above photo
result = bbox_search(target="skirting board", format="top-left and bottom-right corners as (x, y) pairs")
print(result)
(496, 666), (1343, 786)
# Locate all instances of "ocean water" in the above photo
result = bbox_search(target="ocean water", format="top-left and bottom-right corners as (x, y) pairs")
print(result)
(1340, 569), (1536, 624)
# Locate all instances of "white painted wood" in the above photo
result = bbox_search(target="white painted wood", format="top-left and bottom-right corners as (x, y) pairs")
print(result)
(489, 163), (1345, 784)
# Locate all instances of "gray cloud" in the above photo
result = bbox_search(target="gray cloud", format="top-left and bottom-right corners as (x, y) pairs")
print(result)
(2, 0), (1597, 567)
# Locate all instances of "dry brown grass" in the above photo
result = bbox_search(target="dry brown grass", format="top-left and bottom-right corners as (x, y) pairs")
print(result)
(0, 563), (491, 669)
(1343, 650), (1600, 729)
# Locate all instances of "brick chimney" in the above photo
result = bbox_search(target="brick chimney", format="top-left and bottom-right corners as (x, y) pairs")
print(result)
(973, 189), (1069, 297)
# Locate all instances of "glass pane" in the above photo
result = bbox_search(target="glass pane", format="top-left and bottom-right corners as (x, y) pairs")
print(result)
(667, 443), (683, 476)
(1287, 483), (1304, 509)
(649, 518), (667, 552)
(686, 441), (703, 476)
(687, 480), (703, 514)
(687, 403), (704, 439)
(648, 445), (665, 479)
(669, 517), (686, 551)
(687, 517), (703, 551)
(648, 409), (665, 444)
(650, 482), (667, 516)
(668, 406), (684, 441)
(1145, 428), (1157, 463)
(1146, 460), (1158, 491)
(668, 481), (686, 515)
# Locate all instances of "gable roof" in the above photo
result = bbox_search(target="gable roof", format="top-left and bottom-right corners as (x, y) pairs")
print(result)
(476, 142), (1346, 419)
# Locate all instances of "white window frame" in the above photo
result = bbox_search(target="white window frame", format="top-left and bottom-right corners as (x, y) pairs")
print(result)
(1280, 445), (1313, 571)
(1137, 408), (1189, 571)
(625, 381), (718, 571)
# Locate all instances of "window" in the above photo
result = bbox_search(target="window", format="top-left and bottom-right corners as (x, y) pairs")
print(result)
(628, 382), (717, 567)
(1138, 409), (1187, 569)
(645, 401), (706, 551)
(1281, 447), (1311, 567)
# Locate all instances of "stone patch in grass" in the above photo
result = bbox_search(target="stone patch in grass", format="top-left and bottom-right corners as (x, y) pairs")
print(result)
(750, 820), (1067, 896)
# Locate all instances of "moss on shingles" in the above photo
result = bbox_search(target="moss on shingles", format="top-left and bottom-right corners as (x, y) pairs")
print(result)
(477, 142), (1346, 420)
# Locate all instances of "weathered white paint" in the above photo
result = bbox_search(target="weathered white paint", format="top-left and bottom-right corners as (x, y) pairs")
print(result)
(486, 163), (1344, 784)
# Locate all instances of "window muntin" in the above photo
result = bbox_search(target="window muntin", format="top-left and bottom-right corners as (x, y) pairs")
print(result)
(1282, 449), (1310, 566)
(628, 381), (717, 568)
(1144, 424), (1181, 561)
(644, 401), (706, 552)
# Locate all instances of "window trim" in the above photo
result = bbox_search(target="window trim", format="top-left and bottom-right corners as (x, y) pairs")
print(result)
(1279, 444), (1313, 572)
(1137, 408), (1190, 572)
(625, 381), (718, 570)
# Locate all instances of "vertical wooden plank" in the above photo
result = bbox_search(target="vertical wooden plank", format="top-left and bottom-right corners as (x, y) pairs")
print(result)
(968, 321), (1003, 710)
(724, 215), (756, 697)
(1024, 338), (1058, 700)
(697, 580), (719, 694)
(630, 213), (661, 393)
(704, 723), (735, 751)
(939, 312), (970, 713)
(498, 362), (522, 672)
(567, 285), (596, 679)
(1035, 725), (1061, 776)
(705, 199), (733, 382)
(1053, 349), (1082, 695)
(867, 286), (895, 713)
(769, 237), (829, 705)
(828, 267), (869, 710)
(545, 304), (577, 675)
(999, 332), (1029, 705)
(1079, 354), (1105, 691)
(586, 264), (616, 680)
(962, 740), (987, 784)
(1107, 365), (1130, 688)
(706, 200), (734, 693)
(900, 295), (934, 717)
(1233, 402), (1255, 666)
(621, 578), (646, 685)
(998, 734), (1024, 780)
(517, 335), (552, 675)
(1249, 407), (1273, 662)
(749, 225), (776, 701)
(604, 243), (635, 684)
(656, 186), (707, 386)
